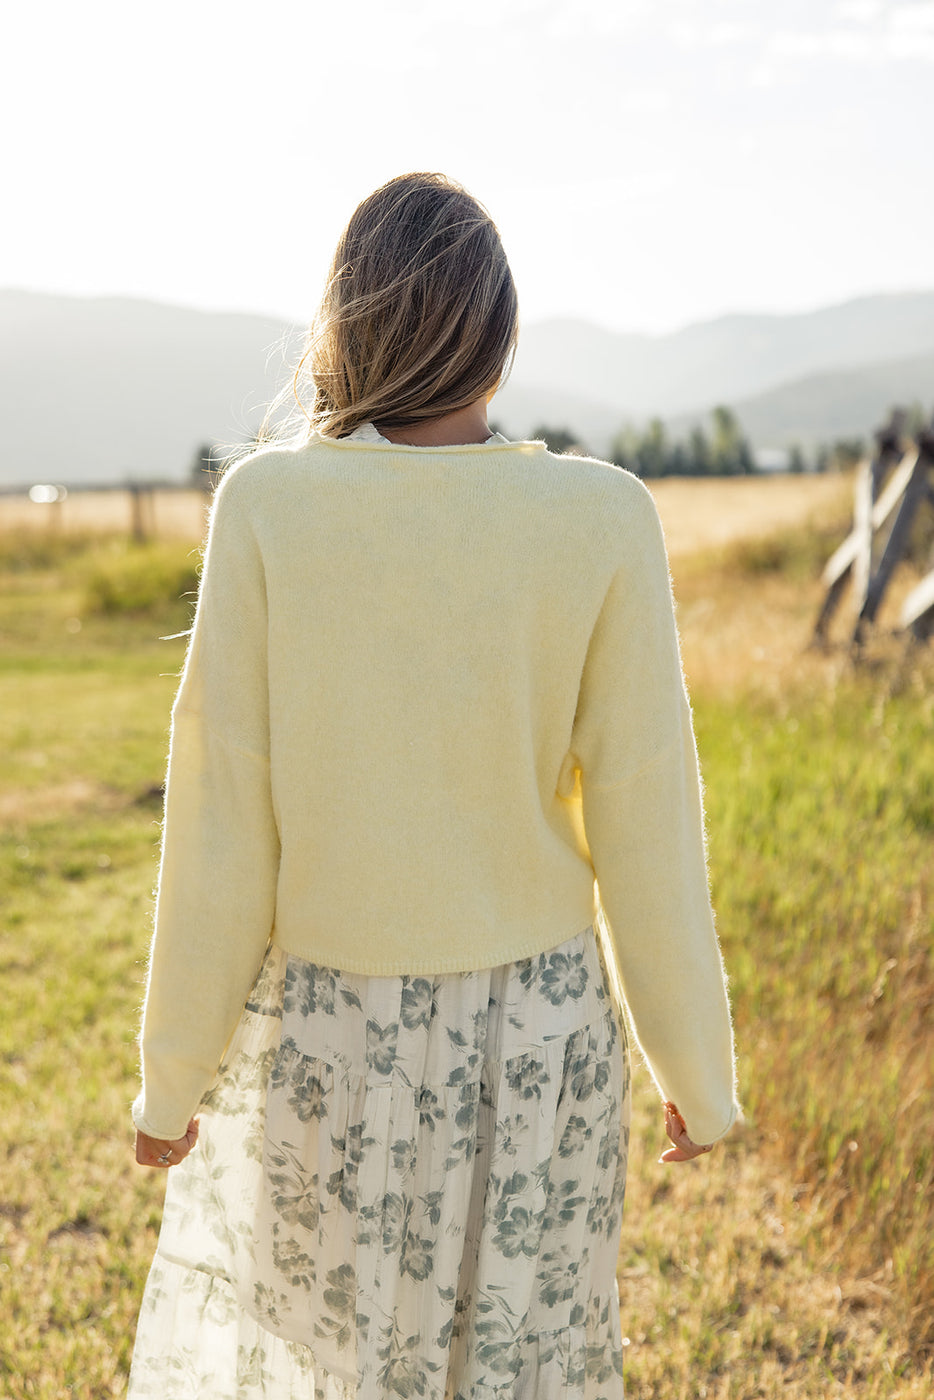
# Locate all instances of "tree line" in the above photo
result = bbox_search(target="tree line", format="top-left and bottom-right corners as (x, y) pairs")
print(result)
(521, 408), (870, 477)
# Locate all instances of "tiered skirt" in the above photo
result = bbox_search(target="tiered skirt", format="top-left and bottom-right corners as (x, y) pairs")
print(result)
(128, 927), (630, 1398)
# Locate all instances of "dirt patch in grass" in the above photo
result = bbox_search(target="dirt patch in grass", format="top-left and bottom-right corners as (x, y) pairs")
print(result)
(0, 779), (128, 828)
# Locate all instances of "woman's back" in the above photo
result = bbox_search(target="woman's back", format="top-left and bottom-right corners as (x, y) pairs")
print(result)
(196, 436), (662, 961)
(144, 428), (734, 1149)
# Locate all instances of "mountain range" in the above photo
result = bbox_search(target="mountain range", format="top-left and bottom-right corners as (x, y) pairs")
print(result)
(1, 288), (932, 487)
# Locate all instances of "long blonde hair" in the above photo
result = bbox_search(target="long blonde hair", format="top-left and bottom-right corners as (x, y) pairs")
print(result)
(264, 173), (518, 443)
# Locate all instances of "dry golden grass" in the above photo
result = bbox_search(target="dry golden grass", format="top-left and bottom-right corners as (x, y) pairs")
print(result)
(648, 472), (853, 559)
(674, 526), (929, 698)
(0, 488), (209, 540)
(619, 1078), (931, 1399)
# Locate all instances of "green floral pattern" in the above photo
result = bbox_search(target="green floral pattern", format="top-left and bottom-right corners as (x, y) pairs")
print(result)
(129, 930), (630, 1398)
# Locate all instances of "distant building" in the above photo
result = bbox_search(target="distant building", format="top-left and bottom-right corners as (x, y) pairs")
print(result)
(754, 448), (791, 474)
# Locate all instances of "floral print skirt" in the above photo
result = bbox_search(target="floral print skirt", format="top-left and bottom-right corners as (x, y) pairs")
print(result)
(128, 926), (630, 1399)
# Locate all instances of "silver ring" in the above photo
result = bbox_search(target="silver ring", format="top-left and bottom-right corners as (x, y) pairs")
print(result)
(157, 1148), (173, 1164)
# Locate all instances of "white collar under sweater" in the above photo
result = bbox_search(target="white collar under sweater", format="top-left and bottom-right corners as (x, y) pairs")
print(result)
(345, 421), (510, 448)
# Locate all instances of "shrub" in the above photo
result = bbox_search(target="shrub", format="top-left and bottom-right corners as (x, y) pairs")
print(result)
(0, 531), (100, 573)
(83, 542), (201, 616)
(716, 520), (850, 583)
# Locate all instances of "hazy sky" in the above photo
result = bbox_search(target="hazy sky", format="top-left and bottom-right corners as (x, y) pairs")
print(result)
(7, 0), (934, 334)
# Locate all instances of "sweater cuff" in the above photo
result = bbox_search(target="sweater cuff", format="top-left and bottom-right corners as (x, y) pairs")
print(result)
(131, 1090), (200, 1143)
(691, 1098), (742, 1148)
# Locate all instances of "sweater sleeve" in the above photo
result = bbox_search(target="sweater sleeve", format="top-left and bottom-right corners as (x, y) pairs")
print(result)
(572, 480), (738, 1146)
(132, 466), (280, 1140)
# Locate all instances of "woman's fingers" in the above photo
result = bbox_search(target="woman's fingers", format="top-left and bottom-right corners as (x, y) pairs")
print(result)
(659, 1101), (713, 1164)
(659, 1144), (691, 1162)
(135, 1118), (200, 1169)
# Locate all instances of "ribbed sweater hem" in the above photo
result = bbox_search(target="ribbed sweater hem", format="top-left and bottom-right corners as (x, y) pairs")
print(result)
(269, 919), (598, 979)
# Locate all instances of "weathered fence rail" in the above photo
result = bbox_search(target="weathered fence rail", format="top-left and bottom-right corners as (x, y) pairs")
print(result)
(814, 413), (934, 647)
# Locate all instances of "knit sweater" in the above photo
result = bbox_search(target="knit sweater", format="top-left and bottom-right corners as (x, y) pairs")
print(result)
(133, 435), (738, 1146)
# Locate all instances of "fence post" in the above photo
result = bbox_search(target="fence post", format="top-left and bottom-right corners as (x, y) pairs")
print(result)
(855, 453), (930, 642)
(128, 482), (147, 543)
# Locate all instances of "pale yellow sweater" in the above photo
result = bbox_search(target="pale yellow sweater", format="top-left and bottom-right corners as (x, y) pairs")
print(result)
(133, 435), (738, 1146)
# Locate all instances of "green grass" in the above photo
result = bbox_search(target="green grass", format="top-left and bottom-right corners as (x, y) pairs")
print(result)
(82, 539), (201, 617)
(1, 525), (932, 1396)
(0, 810), (168, 1396)
(0, 551), (185, 1397)
(698, 679), (934, 1351)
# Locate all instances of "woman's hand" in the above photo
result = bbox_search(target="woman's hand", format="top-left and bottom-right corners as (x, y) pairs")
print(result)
(659, 1101), (713, 1164)
(135, 1118), (199, 1169)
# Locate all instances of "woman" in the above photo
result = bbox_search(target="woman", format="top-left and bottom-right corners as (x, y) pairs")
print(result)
(130, 172), (738, 1399)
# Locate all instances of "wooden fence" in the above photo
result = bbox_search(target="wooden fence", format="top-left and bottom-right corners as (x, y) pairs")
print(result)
(814, 414), (934, 646)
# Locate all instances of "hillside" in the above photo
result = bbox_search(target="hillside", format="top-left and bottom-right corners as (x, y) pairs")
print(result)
(665, 350), (934, 454)
(0, 291), (296, 487)
(1, 288), (932, 486)
(504, 292), (934, 418)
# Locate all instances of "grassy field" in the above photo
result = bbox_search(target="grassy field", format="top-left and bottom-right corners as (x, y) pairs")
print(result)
(0, 479), (932, 1397)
